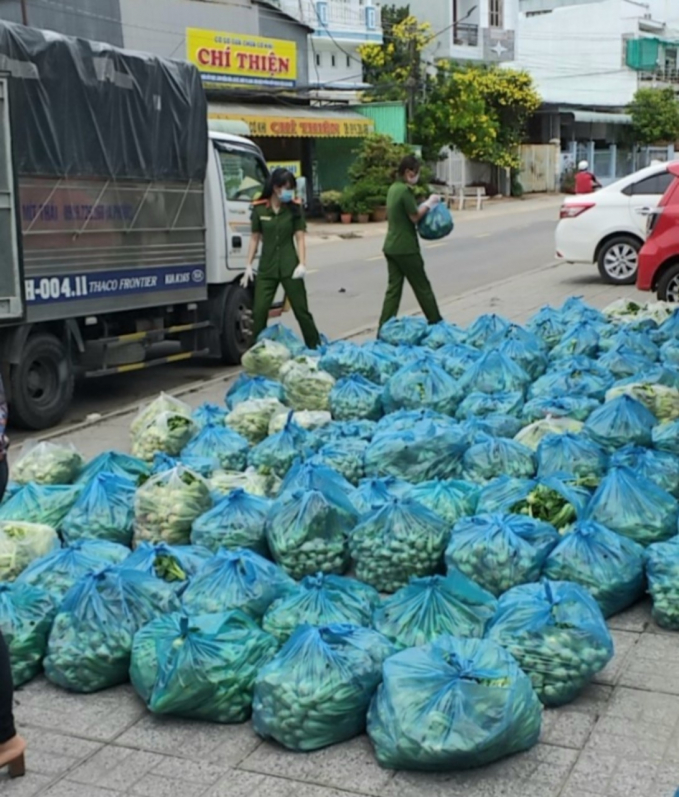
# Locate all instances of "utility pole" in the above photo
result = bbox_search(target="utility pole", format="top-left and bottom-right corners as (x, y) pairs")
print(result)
(406, 20), (419, 143)
(20, 0), (28, 26)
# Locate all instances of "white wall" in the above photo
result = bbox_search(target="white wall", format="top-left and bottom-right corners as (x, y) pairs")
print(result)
(118, 0), (258, 60)
(510, 0), (639, 107)
(310, 39), (360, 87)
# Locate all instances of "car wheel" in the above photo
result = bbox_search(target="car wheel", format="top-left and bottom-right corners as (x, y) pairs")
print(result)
(657, 263), (679, 302)
(221, 283), (254, 365)
(597, 236), (640, 285)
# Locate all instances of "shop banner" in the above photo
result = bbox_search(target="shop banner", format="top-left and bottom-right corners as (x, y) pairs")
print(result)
(267, 161), (302, 176)
(188, 29), (297, 88)
(209, 110), (374, 138)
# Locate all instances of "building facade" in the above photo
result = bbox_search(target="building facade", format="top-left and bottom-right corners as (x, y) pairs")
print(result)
(275, 0), (382, 100)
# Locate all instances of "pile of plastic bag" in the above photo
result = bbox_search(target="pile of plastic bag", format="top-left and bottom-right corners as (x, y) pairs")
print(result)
(191, 489), (270, 555)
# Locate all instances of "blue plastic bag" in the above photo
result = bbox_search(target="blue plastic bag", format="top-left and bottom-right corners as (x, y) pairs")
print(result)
(183, 425), (250, 472)
(529, 363), (612, 402)
(352, 476), (412, 515)
(466, 313), (510, 349)
(60, 473), (136, 546)
(262, 572), (380, 643)
(372, 571), (497, 649)
(364, 420), (466, 483)
(374, 408), (449, 436)
(151, 452), (218, 479)
(543, 520), (645, 617)
(522, 395), (600, 423)
(311, 438), (368, 485)
(257, 323), (306, 356)
(121, 542), (210, 588)
(280, 459), (355, 500)
(191, 489), (271, 555)
(496, 336), (548, 381)
(378, 316), (428, 347)
(436, 343), (481, 378)
(459, 351), (531, 395)
(44, 566), (181, 692)
(319, 342), (382, 383)
(182, 548), (295, 619)
(611, 444), (679, 497)
(462, 436), (536, 484)
(130, 610), (278, 723)
(646, 536), (679, 629)
(367, 635), (542, 770)
(0, 483), (82, 530)
(559, 296), (606, 324)
(460, 414), (524, 440)
(315, 419), (376, 445)
(549, 321), (600, 360)
(225, 374), (285, 410)
(417, 202), (453, 240)
(600, 329), (658, 360)
(350, 498), (449, 593)
(254, 623), (395, 751)
(457, 390), (525, 420)
(383, 360), (460, 415)
(16, 540), (129, 600)
(653, 419), (679, 454)
(536, 432), (608, 486)
(266, 486), (359, 579)
(330, 374), (383, 421)
(445, 512), (559, 596)
(76, 450), (150, 485)
(487, 579), (613, 706)
(654, 308), (679, 344)
(614, 364), (679, 391)
(0, 582), (58, 686)
(191, 402), (226, 430)
(360, 341), (401, 381)
(583, 394), (656, 451)
(586, 466), (678, 546)
(527, 306), (567, 350)
(422, 321), (466, 350)
(248, 415), (315, 479)
(407, 478), (479, 525)
(598, 345), (654, 380)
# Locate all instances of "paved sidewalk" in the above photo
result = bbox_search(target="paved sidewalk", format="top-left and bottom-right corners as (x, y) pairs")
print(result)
(5, 261), (675, 797)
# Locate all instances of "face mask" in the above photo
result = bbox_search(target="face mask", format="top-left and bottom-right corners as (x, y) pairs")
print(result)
(279, 189), (295, 203)
(407, 174), (420, 185)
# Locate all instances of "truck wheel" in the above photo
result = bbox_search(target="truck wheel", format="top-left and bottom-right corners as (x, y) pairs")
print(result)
(657, 263), (679, 302)
(9, 333), (74, 430)
(221, 284), (254, 365)
(597, 235), (640, 285)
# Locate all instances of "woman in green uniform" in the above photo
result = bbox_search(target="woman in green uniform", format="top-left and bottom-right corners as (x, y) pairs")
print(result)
(378, 155), (443, 329)
(242, 168), (321, 349)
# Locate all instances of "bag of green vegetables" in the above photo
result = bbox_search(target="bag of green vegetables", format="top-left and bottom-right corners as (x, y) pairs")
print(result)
(13, 442), (83, 485)
(191, 489), (270, 555)
(646, 536), (679, 630)
(486, 579), (613, 707)
(121, 542), (210, 588)
(367, 635), (542, 770)
(131, 610), (278, 723)
(61, 473), (136, 546)
(253, 623), (395, 751)
(0, 521), (60, 582)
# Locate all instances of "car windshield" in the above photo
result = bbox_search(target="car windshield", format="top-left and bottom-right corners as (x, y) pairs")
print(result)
(217, 145), (267, 203)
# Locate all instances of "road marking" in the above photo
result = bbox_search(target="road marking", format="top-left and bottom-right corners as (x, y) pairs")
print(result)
(367, 255), (384, 261)
(426, 242), (447, 249)
(307, 269), (319, 274)
(475, 233), (492, 238)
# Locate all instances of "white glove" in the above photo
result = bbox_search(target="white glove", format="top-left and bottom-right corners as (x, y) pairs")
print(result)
(240, 265), (254, 288)
(425, 194), (441, 209)
(292, 264), (306, 280)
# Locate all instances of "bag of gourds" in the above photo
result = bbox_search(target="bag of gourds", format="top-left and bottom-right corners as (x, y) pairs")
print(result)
(130, 610), (278, 723)
(367, 635), (542, 771)
(372, 571), (497, 650)
(253, 623), (395, 751)
(350, 498), (449, 593)
(486, 579), (613, 707)
(262, 573), (379, 644)
(406, 479), (479, 526)
(329, 375), (383, 422)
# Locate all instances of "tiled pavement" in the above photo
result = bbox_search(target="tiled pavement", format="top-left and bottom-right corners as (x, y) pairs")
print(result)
(4, 260), (677, 797)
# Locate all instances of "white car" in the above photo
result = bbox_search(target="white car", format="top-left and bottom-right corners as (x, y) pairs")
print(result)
(555, 163), (675, 285)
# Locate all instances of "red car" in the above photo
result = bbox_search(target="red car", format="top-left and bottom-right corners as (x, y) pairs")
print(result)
(637, 161), (679, 301)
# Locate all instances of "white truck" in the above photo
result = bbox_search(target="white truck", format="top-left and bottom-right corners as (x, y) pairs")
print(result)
(0, 21), (269, 429)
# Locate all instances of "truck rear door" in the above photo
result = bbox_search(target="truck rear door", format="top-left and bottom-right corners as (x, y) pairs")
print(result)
(0, 75), (24, 322)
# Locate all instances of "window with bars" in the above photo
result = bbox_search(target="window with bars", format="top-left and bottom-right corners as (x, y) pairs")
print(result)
(489, 0), (503, 28)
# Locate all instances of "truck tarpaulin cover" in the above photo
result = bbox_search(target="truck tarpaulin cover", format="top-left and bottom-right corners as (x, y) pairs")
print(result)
(0, 21), (207, 181)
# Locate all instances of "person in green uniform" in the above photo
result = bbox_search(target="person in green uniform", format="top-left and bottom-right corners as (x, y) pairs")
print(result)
(242, 168), (321, 349)
(379, 155), (443, 329)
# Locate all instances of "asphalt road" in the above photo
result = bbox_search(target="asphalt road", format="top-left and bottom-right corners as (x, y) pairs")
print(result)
(14, 198), (562, 437)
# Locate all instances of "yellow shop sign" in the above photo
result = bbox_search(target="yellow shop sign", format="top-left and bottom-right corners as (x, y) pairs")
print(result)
(187, 28), (297, 88)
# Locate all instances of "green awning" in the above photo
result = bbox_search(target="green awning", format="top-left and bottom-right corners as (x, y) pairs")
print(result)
(561, 109), (632, 125)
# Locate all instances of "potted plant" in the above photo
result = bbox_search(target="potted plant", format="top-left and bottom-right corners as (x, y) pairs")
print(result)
(340, 187), (356, 224)
(355, 202), (371, 224)
(320, 190), (342, 223)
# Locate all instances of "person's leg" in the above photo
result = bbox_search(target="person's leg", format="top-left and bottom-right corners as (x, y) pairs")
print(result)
(0, 459), (9, 505)
(400, 253), (443, 324)
(251, 276), (280, 341)
(378, 255), (405, 329)
(281, 278), (321, 349)
(0, 630), (16, 744)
